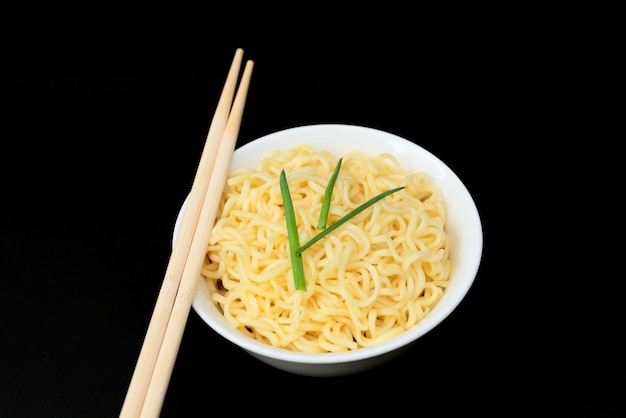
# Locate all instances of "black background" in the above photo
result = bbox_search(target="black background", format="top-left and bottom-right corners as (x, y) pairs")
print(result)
(1, 6), (623, 417)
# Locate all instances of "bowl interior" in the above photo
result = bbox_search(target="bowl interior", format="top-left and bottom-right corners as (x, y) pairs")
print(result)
(176, 124), (483, 365)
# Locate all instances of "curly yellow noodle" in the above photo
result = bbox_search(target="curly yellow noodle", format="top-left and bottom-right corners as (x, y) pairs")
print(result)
(201, 145), (451, 352)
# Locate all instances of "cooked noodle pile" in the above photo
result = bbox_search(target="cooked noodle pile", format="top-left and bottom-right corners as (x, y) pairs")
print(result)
(201, 145), (451, 352)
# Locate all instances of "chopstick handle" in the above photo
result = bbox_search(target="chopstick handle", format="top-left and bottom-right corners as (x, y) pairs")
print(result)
(138, 59), (254, 418)
(119, 48), (244, 418)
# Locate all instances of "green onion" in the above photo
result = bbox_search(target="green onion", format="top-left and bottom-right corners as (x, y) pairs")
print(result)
(297, 186), (405, 255)
(280, 159), (405, 290)
(279, 169), (307, 291)
(317, 157), (343, 230)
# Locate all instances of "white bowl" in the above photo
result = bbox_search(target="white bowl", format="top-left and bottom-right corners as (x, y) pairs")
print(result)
(174, 123), (483, 377)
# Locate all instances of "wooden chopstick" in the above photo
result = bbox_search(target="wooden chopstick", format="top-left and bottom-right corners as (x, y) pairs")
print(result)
(138, 58), (254, 418)
(118, 49), (252, 418)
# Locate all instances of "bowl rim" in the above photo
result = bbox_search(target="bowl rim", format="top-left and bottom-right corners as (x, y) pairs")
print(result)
(181, 123), (483, 364)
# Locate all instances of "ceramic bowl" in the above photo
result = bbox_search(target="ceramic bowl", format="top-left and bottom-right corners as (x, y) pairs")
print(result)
(174, 123), (483, 377)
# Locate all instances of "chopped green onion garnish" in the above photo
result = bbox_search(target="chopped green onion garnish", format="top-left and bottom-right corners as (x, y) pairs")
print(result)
(280, 158), (405, 290)
(317, 158), (342, 230)
(280, 169), (307, 291)
(297, 186), (405, 255)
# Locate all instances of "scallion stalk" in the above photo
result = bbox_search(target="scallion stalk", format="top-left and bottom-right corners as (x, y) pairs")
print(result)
(297, 186), (405, 255)
(279, 169), (307, 291)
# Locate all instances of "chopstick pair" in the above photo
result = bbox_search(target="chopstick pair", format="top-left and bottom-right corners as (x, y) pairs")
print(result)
(119, 48), (254, 418)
